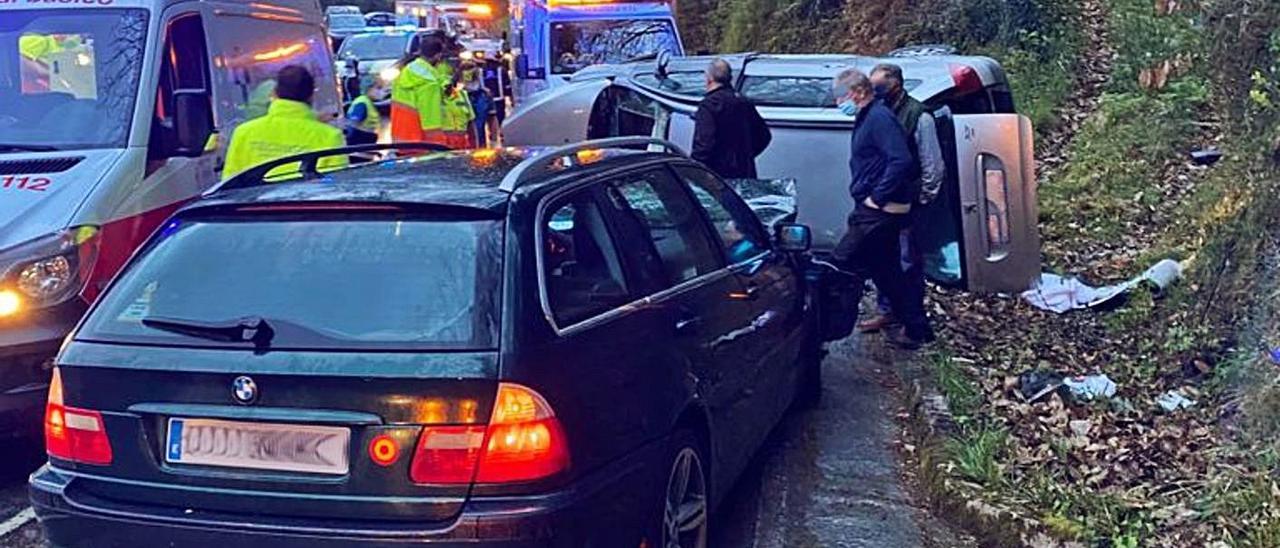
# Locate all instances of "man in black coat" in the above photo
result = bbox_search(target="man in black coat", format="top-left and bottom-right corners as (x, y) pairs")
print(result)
(691, 59), (772, 179)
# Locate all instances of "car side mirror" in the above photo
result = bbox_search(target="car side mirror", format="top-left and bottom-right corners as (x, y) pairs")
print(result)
(775, 223), (811, 252)
(173, 89), (214, 158)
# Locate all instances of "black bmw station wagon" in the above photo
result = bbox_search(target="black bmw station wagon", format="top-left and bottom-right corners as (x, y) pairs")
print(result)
(30, 139), (822, 547)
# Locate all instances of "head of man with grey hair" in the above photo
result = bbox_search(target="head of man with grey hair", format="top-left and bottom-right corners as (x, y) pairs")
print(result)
(832, 68), (875, 117)
(705, 58), (733, 92)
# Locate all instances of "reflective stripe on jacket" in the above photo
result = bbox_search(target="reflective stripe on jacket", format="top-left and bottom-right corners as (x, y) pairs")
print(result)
(222, 99), (347, 181)
(390, 58), (448, 145)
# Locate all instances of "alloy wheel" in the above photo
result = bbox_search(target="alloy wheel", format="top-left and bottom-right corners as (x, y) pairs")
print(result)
(663, 446), (708, 548)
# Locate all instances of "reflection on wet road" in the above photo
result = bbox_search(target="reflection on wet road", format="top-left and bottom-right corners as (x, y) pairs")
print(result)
(711, 336), (969, 547)
(0, 444), (43, 548)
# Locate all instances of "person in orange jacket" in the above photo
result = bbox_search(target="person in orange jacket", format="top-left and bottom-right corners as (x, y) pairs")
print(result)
(390, 37), (451, 147)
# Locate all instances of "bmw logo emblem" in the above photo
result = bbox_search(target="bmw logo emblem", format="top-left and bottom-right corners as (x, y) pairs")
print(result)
(232, 376), (258, 405)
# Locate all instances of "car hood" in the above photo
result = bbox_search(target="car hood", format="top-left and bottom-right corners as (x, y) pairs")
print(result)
(0, 149), (124, 250)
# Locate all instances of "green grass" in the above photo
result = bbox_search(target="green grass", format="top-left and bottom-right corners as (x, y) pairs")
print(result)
(1038, 83), (1208, 249)
(946, 424), (1008, 487)
(924, 350), (982, 418)
(1199, 474), (1280, 547)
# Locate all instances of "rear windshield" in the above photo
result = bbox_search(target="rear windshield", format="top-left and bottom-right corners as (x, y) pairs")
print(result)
(80, 214), (503, 351)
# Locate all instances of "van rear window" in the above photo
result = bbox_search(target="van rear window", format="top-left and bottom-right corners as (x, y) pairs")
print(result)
(79, 214), (503, 351)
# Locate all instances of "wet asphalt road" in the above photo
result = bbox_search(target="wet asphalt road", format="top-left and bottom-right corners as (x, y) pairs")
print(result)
(0, 336), (965, 548)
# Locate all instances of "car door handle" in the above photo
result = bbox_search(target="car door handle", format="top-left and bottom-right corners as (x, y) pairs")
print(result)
(730, 285), (761, 301)
(675, 316), (703, 333)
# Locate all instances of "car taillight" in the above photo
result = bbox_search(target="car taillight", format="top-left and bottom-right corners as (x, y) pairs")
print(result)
(409, 383), (570, 485)
(45, 368), (113, 465)
(949, 63), (984, 96)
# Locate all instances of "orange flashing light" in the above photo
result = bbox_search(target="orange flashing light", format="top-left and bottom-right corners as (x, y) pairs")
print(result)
(466, 3), (494, 17)
(248, 12), (307, 24)
(575, 149), (605, 165)
(548, 0), (615, 6)
(253, 43), (307, 62)
(249, 2), (303, 14)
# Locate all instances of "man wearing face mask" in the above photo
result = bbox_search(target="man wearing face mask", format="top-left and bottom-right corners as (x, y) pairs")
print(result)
(691, 58), (772, 179)
(829, 68), (932, 349)
(857, 63), (945, 339)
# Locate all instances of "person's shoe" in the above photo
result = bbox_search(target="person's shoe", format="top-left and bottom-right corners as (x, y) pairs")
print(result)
(885, 327), (931, 350)
(857, 314), (898, 333)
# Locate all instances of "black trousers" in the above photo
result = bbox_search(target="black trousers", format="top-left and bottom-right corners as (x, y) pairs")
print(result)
(832, 205), (932, 340)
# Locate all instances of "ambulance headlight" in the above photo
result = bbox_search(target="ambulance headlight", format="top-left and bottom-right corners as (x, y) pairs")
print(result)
(459, 50), (474, 61)
(0, 226), (100, 311)
(379, 66), (401, 82)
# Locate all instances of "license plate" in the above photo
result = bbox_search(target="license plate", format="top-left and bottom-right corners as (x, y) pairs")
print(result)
(165, 418), (350, 475)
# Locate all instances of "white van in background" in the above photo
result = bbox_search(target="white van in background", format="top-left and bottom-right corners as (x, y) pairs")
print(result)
(0, 0), (341, 440)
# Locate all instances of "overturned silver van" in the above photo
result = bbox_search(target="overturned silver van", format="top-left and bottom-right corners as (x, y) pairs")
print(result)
(503, 50), (1040, 295)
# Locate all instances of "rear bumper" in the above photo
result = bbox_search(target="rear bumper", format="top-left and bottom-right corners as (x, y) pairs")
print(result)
(30, 438), (663, 547)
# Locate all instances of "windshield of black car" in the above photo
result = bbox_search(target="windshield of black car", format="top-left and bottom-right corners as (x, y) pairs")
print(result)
(329, 14), (366, 29)
(338, 33), (411, 60)
(0, 9), (148, 150)
(551, 19), (679, 75)
(80, 213), (504, 350)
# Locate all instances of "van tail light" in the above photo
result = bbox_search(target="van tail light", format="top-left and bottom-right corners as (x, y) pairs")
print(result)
(45, 368), (114, 465)
(409, 383), (570, 485)
(949, 63), (984, 96)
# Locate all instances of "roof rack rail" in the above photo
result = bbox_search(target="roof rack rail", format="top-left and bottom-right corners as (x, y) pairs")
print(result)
(209, 142), (453, 195)
(887, 44), (958, 58)
(498, 137), (686, 193)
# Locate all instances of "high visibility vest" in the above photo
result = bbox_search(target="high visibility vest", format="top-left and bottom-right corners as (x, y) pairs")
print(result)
(444, 88), (475, 133)
(223, 99), (348, 181)
(19, 35), (60, 62)
(390, 58), (448, 145)
(348, 94), (381, 134)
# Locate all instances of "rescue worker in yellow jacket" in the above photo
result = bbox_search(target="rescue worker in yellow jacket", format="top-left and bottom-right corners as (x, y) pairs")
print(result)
(345, 79), (386, 146)
(390, 38), (451, 147)
(223, 65), (347, 181)
(443, 80), (476, 149)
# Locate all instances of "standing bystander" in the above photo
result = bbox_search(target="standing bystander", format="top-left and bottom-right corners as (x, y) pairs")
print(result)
(691, 58), (772, 179)
(829, 68), (933, 349)
(857, 63), (945, 339)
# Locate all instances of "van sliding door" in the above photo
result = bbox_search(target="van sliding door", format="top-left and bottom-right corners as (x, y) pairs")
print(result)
(952, 114), (1039, 293)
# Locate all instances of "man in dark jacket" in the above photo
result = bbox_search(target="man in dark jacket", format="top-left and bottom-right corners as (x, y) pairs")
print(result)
(829, 68), (933, 348)
(691, 59), (772, 179)
(858, 63), (946, 336)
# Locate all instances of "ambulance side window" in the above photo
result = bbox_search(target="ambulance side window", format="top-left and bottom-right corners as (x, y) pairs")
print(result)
(148, 13), (211, 162)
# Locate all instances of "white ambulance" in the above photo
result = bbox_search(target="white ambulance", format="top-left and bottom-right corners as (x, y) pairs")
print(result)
(0, 0), (341, 439)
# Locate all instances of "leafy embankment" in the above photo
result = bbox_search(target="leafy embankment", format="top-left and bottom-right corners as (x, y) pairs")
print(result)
(687, 0), (1280, 544)
(921, 0), (1280, 545)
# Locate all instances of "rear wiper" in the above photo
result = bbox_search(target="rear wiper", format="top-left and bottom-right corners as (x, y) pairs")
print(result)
(0, 143), (60, 153)
(142, 316), (275, 350)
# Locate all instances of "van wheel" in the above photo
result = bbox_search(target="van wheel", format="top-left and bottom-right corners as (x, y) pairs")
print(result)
(658, 430), (708, 548)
